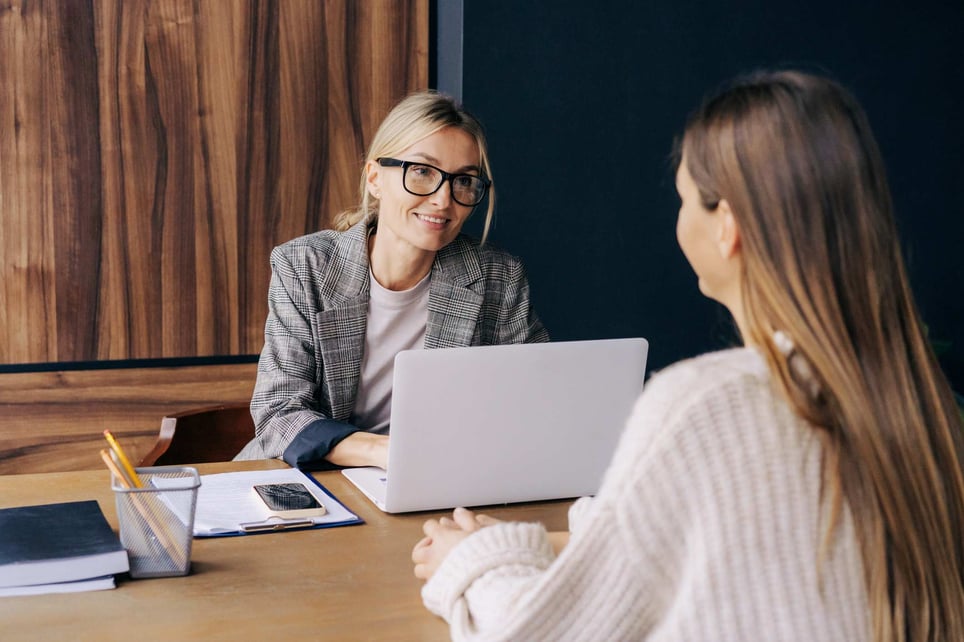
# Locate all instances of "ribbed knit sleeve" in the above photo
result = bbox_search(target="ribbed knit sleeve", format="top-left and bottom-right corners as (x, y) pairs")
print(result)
(421, 522), (555, 632)
(420, 348), (870, 641)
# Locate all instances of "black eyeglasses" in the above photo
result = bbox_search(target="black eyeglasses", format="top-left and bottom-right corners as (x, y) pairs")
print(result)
(377, 157), (491, 207)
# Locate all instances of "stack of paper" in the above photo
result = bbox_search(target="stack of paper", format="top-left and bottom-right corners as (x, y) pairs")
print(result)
(0, 500), (130, 596)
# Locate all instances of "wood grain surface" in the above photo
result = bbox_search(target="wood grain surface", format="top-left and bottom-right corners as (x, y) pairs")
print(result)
(0, 463), (573, 640)
(0, 361), (258, 473)
(0, 0), (428, 365)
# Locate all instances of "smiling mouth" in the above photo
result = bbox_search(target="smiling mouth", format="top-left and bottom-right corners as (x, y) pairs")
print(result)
(416, 213), (448, 225)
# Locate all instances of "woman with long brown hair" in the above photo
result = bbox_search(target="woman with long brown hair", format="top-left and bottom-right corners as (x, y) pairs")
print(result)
(411, 71), (964, 641)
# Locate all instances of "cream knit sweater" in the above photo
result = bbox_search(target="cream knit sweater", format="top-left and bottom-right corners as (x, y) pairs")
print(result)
(422, 348), (870, 641)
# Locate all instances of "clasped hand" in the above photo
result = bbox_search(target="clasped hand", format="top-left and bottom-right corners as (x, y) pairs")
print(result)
(412, 507), (501, 580)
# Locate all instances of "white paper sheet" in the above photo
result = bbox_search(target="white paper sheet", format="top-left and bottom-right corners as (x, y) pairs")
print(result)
(0, 575), (115, 597)
(153, 468), (360, 536)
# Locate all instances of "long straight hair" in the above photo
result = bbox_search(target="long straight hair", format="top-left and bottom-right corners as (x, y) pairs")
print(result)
(332, 90), (496, 242)
(681, 71), (964, 641)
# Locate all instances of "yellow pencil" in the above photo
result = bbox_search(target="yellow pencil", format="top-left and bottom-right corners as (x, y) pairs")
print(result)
(100, 448), (182, 567)
(106, 449), (137, 489)
(100, 448), (133, 489)
(103, 430), (143, 488)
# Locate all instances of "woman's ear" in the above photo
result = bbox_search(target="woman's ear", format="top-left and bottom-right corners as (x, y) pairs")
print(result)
(365, 161), (381, 199)
(716, 198), (742, 259)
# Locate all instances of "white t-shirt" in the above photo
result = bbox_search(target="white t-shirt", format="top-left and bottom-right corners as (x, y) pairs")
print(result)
(349, 270), (430, 433)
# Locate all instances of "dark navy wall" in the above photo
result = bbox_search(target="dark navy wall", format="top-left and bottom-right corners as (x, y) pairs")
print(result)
(447, 1), (963, 391)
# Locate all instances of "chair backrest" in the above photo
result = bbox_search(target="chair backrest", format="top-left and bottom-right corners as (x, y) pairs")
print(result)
(139, 403), (255, 466)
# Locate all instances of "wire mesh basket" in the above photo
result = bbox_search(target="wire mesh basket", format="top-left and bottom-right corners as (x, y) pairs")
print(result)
(111, 466), (200, 578)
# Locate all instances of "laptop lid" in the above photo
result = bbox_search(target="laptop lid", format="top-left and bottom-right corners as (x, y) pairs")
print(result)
(343, 337), (648, 513)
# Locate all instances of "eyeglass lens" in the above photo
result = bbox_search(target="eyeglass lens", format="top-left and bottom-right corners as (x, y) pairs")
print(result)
(404, 164), (486, 206)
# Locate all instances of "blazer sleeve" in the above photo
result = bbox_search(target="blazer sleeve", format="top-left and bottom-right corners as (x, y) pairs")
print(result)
(245, 246), (361, 464)
(488, 252), (549, 345)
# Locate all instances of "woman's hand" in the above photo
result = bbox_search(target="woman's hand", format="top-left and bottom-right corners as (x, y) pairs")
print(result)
(326, 432), (389, 469)
(412, 507), (501, 580)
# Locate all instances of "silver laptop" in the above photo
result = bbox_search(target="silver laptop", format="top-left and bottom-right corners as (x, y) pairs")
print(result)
(342, 337), (648, 513)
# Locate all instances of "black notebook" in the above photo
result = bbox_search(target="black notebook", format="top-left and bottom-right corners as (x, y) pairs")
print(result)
(0, 500), (130, 589)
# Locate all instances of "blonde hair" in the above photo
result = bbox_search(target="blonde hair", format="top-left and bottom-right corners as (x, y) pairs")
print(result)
(332, 90), (496, 242)
(681, 71), (964, 642)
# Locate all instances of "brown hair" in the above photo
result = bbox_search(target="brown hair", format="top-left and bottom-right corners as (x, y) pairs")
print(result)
(332, 90), (496, 242)
(680, 70), (964, 641)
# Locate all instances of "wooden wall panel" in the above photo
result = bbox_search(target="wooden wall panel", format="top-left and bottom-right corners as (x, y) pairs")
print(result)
(0, 362), (258, 474)
(0, 0), (429, 365)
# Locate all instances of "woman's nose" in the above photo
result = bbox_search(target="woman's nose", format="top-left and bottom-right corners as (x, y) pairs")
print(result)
(429, 178), (453, 208)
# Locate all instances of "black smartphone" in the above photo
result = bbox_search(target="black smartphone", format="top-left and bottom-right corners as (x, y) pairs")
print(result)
(252, 482), (327, 518)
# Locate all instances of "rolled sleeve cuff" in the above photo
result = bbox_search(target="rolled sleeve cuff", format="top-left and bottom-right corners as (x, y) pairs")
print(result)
(282, 418), (359, 470)
(421, 522), (554, 619)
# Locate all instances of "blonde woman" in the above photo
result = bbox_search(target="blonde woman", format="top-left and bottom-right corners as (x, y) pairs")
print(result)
(412, 71), (964, 641)
(236, 91), (548, 470)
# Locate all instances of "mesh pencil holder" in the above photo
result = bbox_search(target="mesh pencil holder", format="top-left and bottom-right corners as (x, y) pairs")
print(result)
(111, 466), (200, 578)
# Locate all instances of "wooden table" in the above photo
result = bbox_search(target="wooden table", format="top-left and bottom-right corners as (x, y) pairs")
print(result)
(0, 460), (573, 641)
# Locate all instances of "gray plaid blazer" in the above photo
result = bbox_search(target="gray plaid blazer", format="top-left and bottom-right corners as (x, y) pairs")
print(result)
(235, 215), (549, 462)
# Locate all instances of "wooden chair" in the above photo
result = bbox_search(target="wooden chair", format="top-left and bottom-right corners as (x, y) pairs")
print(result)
(139, 403), (255, 466)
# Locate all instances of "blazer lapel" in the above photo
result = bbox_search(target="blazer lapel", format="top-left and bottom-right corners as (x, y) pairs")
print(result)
(425, 237), (484, 349)
(315, 218), (373, 420)
(317, 299), (368, 420)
